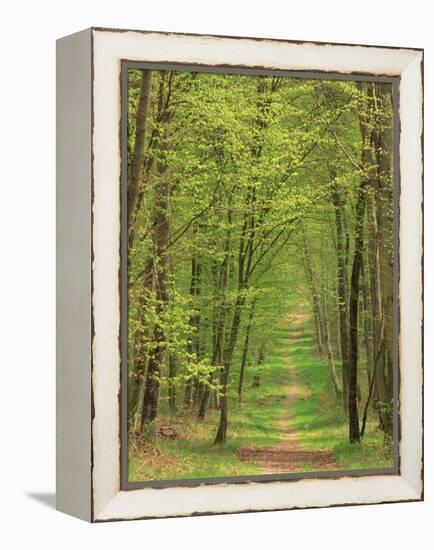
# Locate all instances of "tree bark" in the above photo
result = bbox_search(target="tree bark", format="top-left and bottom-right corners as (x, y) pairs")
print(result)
(347, 183), (366, 443)
(140, 160), (171, 439)
(251, 342), (267, 388)
(346, 81), (376, 444)
(360, 255), (372, 382)
(238, 299), (256, 403)
(214, 177), (258, 443)
(301, 228), (324, 356)
(184, 255), (202, 407)
(323, 293), (342, 398)
(168, 354), (177, 411)
(367, 83), (394, 435)
(332, 182), (350, 409)
(198, 237), (229, 419)
(131, 255), (154, 433)
(127, 70), (153, 246)
(214, 292), (245, 444)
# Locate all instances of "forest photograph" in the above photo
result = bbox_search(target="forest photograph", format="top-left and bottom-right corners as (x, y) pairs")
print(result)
(125, 66), (396, 483)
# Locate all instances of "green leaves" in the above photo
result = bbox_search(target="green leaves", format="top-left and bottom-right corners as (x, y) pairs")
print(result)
(127, 68), (394, 449)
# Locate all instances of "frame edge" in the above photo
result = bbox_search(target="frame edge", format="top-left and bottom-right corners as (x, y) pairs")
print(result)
(56, 28), (93, 522)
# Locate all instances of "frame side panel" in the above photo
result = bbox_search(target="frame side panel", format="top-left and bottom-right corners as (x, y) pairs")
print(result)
(56, 28), (92, 522)
(398, 54), (424, 496)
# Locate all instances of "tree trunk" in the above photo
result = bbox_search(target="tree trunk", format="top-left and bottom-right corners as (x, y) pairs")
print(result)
(323, 295), (342, 398)
(140, 151), (171, 439)
(214, 186), (256, 442)
(367, 201), (393, 432)
(251, 342), (266, 388)
(374, 84), (394, 435)
(361, 255), (374, 387)
(302, 228), (324, 356)
(347, 184), (366, 443)
(198, 245), (229, 420)
(127, 70), (153, 246)
(238, 299), (256, 403)
(131, 255), (154, 433)
(214, 291), (246, 444)
(332, 182), (350, 410)
(168, 354), (177, 411)
(346, 82), (377, 444)
(184, 255), (202, 407)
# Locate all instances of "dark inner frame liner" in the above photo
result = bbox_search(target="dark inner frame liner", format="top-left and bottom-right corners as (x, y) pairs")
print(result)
(119, 59), (401, 491)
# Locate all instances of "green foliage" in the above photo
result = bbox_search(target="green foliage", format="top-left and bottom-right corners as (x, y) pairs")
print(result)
(129, 319), (392, 481)
(288, 322), (393, 470)
(127, 68), (394, 479)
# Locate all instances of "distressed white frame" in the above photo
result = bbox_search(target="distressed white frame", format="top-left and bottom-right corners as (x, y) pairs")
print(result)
(57, 28), (423, 522)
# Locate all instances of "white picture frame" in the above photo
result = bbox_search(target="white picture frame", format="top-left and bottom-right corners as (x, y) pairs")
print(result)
(56, 27), (423, 522)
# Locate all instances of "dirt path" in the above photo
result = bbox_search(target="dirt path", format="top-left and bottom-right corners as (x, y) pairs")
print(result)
(239, 312), (337, 473)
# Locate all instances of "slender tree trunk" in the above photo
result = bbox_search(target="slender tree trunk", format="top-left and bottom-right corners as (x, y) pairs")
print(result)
(346, 82), (377, 444)
(238, 299), (256, 403)
(313, 313), (323, 356)
(214, 78), (275, 442)
(140, 146), (171, 439)
(127, 70), (153, 246)
(367, 177), (393, 431)
(127, 70), (154, 432)
(131, 256), (154, 433)
(332, 183), (350, 409)
(214, 291), (246, 444)
(302, 229), (324, 356)
(214, 181), (257, 443)
(199, 241), (229, 419)
(184, 255), (202, 407)
(374, 83), (394, 435)
(333, 283), (342, 356)
(214, 184), (255, 444)
(183, 381), (193, 407)
(323, 293), (342, 398)
(367, 196), (383, 410)
(251, 342), (266, 388)
(168, 354), (177, 411)
(347, 184), (366, 443)
(132, 349), (147, 432)
(361, 255), (373, 387)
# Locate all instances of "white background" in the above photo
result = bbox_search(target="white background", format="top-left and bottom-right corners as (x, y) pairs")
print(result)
(0, 0), (431, 547)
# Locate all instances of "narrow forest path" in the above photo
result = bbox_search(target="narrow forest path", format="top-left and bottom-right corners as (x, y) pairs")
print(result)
(238, 310), (337, 473)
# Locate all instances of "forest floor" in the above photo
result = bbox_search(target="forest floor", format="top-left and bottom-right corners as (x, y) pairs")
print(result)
(129, 309), (394, 482)
(238, 311), (336, 472)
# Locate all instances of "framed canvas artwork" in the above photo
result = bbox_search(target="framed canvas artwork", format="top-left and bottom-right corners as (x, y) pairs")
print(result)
(56, 27), (423, 522)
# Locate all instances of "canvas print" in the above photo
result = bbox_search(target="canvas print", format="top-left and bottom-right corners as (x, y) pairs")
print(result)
(125, 67), (396, 483)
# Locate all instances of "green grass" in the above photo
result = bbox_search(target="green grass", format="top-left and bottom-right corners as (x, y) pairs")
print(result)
(287, 324), (394, 471)
(129, 318), (394, 482)
(128, 327), (293, 481)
